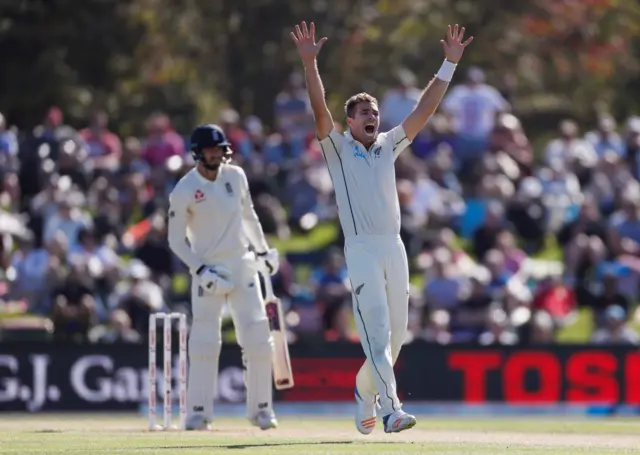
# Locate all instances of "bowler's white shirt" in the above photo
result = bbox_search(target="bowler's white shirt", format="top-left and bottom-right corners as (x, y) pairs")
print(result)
(318, 126), (412, 237)
(167, 164), (268, 272)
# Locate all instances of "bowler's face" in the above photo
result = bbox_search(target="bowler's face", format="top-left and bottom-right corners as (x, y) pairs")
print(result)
(348, 102), (379, 145)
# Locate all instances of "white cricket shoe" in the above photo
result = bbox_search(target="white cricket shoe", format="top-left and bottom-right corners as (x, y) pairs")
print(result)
(355, 387), (380, 435)
(185, 415), (211, 431)
(251, 410), (278, 430)
(382, 409), (417, 433)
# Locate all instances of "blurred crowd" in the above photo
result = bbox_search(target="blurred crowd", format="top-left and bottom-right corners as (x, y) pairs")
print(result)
(0, 67), (639, 346)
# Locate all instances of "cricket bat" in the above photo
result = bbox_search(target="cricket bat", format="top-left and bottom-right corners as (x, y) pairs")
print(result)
(260, 269), (295, 390)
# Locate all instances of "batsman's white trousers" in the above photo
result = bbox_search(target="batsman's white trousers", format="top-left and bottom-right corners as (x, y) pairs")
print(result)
(344, 234), (409, 417)
(186, 253), (274, 421)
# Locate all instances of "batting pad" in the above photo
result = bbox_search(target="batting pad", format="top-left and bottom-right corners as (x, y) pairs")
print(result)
(186, 321), (221, 420)
(244, 350), (273, 418)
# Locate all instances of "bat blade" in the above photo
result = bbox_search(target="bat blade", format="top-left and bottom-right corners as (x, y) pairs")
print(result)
(264, 294), (294, 390)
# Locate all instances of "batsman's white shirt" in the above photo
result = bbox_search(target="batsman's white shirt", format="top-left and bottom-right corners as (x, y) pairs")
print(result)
(167, 163), (274, 421)
(167, 163), (269, 270)
(318, 125), (412, 417)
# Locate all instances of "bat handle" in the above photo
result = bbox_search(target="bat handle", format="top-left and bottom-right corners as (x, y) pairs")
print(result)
(260, 270), (276, 300)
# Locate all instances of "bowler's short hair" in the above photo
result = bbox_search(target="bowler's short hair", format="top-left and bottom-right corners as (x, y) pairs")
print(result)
(344, 93), (379, 118)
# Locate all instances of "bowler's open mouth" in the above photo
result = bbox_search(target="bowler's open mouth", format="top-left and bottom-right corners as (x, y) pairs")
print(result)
(365, 125), (375, 134)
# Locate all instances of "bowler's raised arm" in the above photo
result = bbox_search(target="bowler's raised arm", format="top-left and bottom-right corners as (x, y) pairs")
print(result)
(290, 21), (333, 140)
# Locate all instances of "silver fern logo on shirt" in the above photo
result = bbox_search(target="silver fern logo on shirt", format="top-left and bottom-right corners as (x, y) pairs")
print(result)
(225, 182), (233, 195)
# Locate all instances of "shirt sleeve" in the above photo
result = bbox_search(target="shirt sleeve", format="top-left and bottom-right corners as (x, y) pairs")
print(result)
(386, 124), (412, 160)
(239, 168), (269, 253)
(318, 129), (345, 158)
(167, 185), (202, 273)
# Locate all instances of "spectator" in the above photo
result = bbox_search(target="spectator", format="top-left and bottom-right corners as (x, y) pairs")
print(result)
(110, 259), (165, 335)
(495, 230), (526, 275)
(531, 277), (577, 328)
(409, 114), (455, 160)
(505, 177), (546, 253)
(454, 275), (493, 342)
(274, 72), (314, 144)
(585, 114), (626, 160)
(489, 113), (533, 176)
(134, 216), (173, 288)
(50, 261), (98, 341)
(625, 116), (640, 178)
(478, 307), (519, 345)
(442, 67), (510, 163)
(0, 112), (18, 165)
(529, 311), (556, 344)
(79, 110), (122, 172)
(43, 196), (92, 248)
(608, 196), (640, 257)
(544, 119), (597, 169)
(590, 305), (639, 345)
(397, 179), (427, 257)
(586, 151), (637, 216)
(557, 198), (607, 284)
(309, 248), (351, 340)
(141, 112), (185, 167)
(589, 271), (630, 327)
(538, 159), (583, 232)
(119, 137), (151, 177)
(88, 308), (142, 344)
(380, 68), (421, 131)
(484, 249), (512, 298)
(421, 309), (452, 345)
(423, 248), (467, 311)
(67, 228), (120, 281)
(9, 237), (55, 313)
(285, 156), (326, 232)
(472, 202), (512, 262)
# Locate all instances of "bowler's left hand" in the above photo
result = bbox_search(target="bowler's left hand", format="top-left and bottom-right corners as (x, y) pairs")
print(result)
(441, 24), (474, 64)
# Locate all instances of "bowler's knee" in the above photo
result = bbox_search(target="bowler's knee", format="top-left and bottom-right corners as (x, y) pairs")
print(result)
(361, 332), (390, 362)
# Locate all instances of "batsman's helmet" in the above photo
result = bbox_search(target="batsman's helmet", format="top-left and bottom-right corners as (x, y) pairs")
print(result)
(189, 124), (232, 162)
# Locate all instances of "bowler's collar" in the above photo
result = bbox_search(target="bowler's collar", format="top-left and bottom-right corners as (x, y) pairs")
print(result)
(345, 129), (378, 150)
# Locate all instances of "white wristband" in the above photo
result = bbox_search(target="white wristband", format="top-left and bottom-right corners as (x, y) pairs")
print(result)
(436, 60), (457, 82)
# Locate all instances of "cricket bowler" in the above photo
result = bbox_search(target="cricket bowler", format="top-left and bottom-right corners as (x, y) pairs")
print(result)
(290, 21), (473, 434)
(167, 124), (280, 430)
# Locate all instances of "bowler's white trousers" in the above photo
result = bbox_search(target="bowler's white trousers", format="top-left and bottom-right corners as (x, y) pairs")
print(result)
(344, 235), (410, 417)
(186, 253), (274, 421)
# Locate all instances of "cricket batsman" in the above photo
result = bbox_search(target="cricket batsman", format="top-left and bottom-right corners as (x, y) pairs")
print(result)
(167, 124), (280, 431)
(290, 22), (473, 434)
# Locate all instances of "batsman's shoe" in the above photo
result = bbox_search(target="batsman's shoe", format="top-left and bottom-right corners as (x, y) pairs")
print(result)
(185, 415), (211, 431)
(382, 410), (417, 434)
(355, 387), (380, 435)
(251, 410), (278, 431)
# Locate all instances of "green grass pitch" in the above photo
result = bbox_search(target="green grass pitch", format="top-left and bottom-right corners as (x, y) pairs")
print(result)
(1, 414), (640, 454)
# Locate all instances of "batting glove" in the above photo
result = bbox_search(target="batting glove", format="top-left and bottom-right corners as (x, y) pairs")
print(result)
(256, 248), (279, 276)
(196, 265), (233, 295)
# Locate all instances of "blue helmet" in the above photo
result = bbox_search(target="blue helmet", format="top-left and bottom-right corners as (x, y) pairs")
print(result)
(189, 124), (232, 163)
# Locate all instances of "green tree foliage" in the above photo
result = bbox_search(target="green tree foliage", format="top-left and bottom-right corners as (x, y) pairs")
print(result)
(0, 0), (639, 135)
